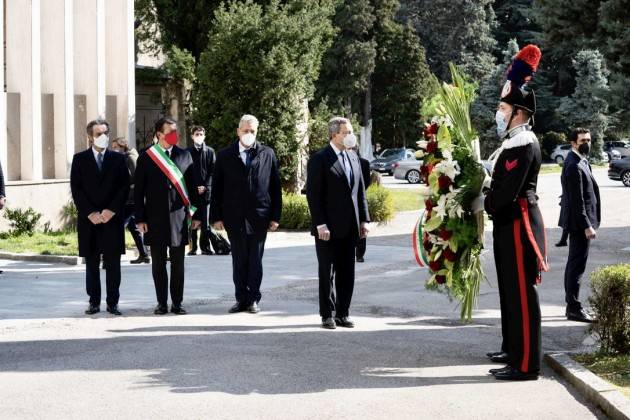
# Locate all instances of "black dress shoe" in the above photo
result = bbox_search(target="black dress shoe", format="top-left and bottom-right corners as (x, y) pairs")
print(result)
(334, 316), (355, 328)
(228, 303), (247, 313)
(171, 305), (187, 315)
(566, 308), (594, 323)
(555, 241), (567, 247)
(130, 255), (150, 264)
(247, 302), (260, 314)
(154, 304), (168, 315)
(489, 365), (511, 375)
(107, 305), (122, 315)
(322, 317), (336, 329)
(494, 367), (539, 381)
(490, 352), (509, 364)
(85, 304), (100, 315)
(486, 351), (504, 359)
(187, 250), (197, 256)
(356, 257), (365, 263)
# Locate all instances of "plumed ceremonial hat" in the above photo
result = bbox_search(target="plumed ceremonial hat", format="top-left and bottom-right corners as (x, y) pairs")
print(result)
(500, 44), (542, 115)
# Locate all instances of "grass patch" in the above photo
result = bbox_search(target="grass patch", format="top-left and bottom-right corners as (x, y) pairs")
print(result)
(574, 353), (630, 398)
(388, 189), (422, 212)
(539, 163), (607, 175)
(0, 231), (137, 256)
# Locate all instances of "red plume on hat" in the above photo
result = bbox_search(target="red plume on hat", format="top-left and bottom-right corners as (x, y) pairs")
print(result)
(506, 44), (542, 87)
(500, 44), (542, 114)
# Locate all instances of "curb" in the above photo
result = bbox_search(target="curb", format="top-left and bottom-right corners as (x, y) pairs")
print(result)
(545, 352), (630, 420)
(0, 251), (81, 266)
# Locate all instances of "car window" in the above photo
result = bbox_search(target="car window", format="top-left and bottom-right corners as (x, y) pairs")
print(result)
(561, 145), (571, 150)
(380, 149), (402, 158)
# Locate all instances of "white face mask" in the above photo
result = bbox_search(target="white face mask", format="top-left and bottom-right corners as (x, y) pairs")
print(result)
(343, 133), (357, 149)
(94, 133), (109, 149)
(193, 136), (205, 146)
(241, 133), (256, 148)
(495, 110), (509, 138)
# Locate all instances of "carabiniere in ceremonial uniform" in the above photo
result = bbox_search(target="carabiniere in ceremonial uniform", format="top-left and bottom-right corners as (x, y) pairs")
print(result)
(484, 44), (549, 381)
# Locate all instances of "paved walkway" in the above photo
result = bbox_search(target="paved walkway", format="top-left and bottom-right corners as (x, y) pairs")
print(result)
(0, 169), (627, 419)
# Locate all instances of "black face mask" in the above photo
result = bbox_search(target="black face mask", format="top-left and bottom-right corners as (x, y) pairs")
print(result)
(578, 143), (591, 155)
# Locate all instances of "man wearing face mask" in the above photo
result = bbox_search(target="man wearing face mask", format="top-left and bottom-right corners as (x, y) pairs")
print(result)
(306, 117), (370, 329)
(135, 117), (202, 315)
(559, 128), (600, 323)
(187, 126), (216, 256)
(484, 45), (548, 381)
(210, 114), (282, 314)
(70, 119), (130, 316)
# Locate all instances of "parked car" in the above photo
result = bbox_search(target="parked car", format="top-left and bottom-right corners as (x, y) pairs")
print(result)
(393, 158), (422, 183)
(550, 144), (609, 164)
(603, 140), (630, 160)
(608, 157), (630, 187)
(370, 148), (415, 175)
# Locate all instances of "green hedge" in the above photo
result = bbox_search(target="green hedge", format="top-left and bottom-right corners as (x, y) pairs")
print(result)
(281, 194), (312, 230)
(366, 185), (394, 224)
(280, 186), (394, 230)
(589, 264), (630, 354)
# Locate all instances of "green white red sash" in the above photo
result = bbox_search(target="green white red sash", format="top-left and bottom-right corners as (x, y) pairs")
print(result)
(146, 145), (197, 219)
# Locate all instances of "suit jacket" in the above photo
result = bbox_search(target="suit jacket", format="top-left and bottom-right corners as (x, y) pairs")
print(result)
(559, 150), (601, 231)
(210, 141), (282, 236)
(359, 157), (372, 190)
(0, 160), (5, 197)
(134, 145), (201, 246)
(306, 145), (370, 238)
(70, 149), (130, 257)
(188, 143), (215, 204)
(124, 148), (139, 205)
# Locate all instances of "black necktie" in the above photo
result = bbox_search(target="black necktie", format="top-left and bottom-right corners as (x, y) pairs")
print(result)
(246, 149), (254, 168)
(96, 153), (103, 172)
(166, 150), (171, 159)
(340, 152), (354, 186)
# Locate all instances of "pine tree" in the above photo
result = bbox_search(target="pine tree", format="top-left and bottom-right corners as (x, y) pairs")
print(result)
(314, 0), (377, 117)
(558, 50), (610, 161)
(398, 0), (497, 82)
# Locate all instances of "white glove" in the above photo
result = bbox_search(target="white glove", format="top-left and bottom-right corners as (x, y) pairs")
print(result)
(471, 194), (485, 214)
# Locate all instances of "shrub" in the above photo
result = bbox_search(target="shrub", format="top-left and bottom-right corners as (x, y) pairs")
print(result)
(589, 264), (630, 354)
(4, 207), (42, 236)
(280, 193), (311, 230)
(61, 201), (78, 232)
(367, 185), (394, 224)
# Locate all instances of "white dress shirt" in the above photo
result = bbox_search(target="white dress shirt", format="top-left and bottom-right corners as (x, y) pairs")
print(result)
(238, 141), (254, 165)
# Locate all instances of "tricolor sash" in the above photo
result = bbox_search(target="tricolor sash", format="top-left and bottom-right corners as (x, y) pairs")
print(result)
(146, 145), (197, 219)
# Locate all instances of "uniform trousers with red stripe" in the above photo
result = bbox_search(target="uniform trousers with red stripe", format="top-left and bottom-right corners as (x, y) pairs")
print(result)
(492, 216), (541, 374)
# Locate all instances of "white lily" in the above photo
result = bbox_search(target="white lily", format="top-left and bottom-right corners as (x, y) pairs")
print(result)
(434, 159), (460, 180)
(433, 195), (448, 219)
(416, 140), (428, 149)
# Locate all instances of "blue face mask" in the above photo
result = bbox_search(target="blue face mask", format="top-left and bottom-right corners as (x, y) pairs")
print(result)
(495, 110), (509, 138)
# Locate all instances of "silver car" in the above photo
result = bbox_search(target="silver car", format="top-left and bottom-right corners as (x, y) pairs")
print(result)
(393, 158), (422, 183)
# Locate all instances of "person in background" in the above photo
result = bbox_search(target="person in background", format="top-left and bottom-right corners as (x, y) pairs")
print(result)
(355, 146), (372, 263)
(112, 137), (150, 264)
(187, 126), (216, 256)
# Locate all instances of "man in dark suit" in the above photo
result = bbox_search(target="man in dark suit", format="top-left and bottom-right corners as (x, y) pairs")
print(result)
(559, 127), (600, 323)
(135, 117), (202, 315)
(306, 117), (370, 329)
(210, 114), (282, 314)
(187, 125), (216, 256)
(355, 149), (372, 262)
(70, 119), (130, 315)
